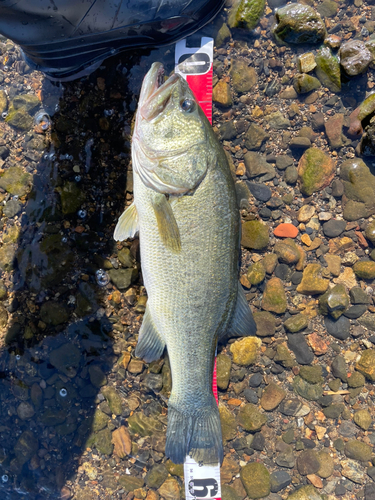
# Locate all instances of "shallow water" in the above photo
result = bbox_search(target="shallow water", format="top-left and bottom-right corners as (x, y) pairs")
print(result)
(0, 2), (375, 500)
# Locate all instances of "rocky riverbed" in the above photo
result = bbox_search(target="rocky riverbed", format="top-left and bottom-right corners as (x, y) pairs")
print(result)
(1, 0), (375, 499)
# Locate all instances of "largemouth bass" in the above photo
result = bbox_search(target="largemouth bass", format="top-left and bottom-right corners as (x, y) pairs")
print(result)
(114, 62), (256, 464)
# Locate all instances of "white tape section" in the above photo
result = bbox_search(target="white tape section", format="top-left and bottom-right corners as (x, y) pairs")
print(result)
(184, 455), (221, 500)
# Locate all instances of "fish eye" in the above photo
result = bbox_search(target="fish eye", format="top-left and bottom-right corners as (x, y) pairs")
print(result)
(180, 98), (195, 113)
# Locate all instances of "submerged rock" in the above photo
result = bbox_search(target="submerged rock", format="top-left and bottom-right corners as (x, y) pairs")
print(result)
(293, 74), (321, 94)
(297, 148), (335, 196)
(273, 4), (326, 45)
(315, 46), (341, 92)
(240, 462), (270, 499)
(230, 59), (258, 93)
(228, 0), (266, 31)
(339, 40), (373, 76)
(340, 158), (375, 220)
(319, 284), (349, 319)
(241, 220), (269, 250)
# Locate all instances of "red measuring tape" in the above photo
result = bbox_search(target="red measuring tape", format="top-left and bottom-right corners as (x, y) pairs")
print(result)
(175, 37), (221, 500)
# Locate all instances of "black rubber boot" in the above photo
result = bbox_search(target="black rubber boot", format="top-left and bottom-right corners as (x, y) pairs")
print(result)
(0, 0), (225, 81)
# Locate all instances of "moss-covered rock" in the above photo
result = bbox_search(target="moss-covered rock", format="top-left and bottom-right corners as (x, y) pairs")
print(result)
(273, 4), (326, 45)
(297, 148), (335, 196)
(228, 0), (266, 31)
(340, 158), (375, 221)
(230, 58), (258, 93)
(315, 46), (341, 92)
(240, 462), (270, 499)
(241, 220), (269, 250)
(261, 277), (287, 314)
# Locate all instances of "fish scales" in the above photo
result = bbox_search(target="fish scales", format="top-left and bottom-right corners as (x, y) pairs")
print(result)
(114, 62), (256, 464)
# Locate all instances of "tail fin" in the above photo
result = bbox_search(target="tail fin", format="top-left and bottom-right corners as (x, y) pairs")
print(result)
(165, 401), (223, 465)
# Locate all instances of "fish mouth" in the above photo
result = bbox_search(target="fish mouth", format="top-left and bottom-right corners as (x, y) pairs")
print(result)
(139, 62), (180, 121)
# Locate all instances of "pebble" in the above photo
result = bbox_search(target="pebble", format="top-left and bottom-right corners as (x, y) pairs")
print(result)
(287, 334), (314, 365)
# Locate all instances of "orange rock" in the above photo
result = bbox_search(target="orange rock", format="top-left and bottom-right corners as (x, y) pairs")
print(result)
(273, 223), (298, 238)
(307, 332), (329, 355)
(112, 426), (132, 458)
(307, 474), (323, 488)
(227, 398), (243, 407)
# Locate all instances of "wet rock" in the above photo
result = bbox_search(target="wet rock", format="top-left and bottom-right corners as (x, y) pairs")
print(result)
(284, 314), (308, 333)
(261, 277), (287, 314)
(17, 402), (35, 420)
(145, 464), (169, 489)
(345, 440), (372, 461)
(358, 312), (375, 331)
(108, 268), (138, 290)
(273, 4), (326, 44)
(287, 334), (314, 365)
(40, 301), (69, 326)
(324, 114), (344, 149)
(228, 0), (266, 31)
(247, 261), (266, 285)
(221, 485), (242, 500)
(0, 304), (8, 328)
(241, 220), (269, 250)
(315, 46), (341, 92)
(323, 403), (345, 419)
(213, 80), (233, 107)
(12, 94), (40, 113)
(14, 430), (38, 466)
(340, 158), (375, 221)
(128, 412), (163, 436)
(215, 22), (231, 48)
(0, 280), (6, 300)
(331, 179), (344, 198)
(274, 343), (296, 368)
(230, 337), (261, 366)
(339, 40), (373, 76)
(294, 376), (323, 400)
(247, 182), (272, 202)
(230, 59), (258, 93)
(324, 315), (350, 340)
(240, 462), (270, 499)
(101, 386), (122, 415)
(49, 343), (81, 378)
(285, 166), (299, 185)
(297, 450), (320, 476)
(112, 426), (131, 458)
(323, 219), (346, 238)
(356, 349), (375, 381)
(365, 220), (375, 244)
(253, 310), (276, 337)
(294, 74), (321, 94)
(354, 409), (372, 430)
(276, 155), (293, 170)
(316, 450), (334, 479)
(341, 459), (366, 484)
(297, 148), (335, 196)
(260, 383), (286, 410)
(286, 485), (324, 499)
(265, 111), (290, 130)
(298, 52), (316, 73)
(299, 366), (323, 384)
(244, 151), (275, 181)
(92, 409), (110, 432)
(118, 475), (145, 492)
(57, 181), (86, 215)
(318, 0), (338, 17)
(0, 89), (7, 114)
(219, 403), (237, 442)
(319, 284), (349, 319)
(3, 199), (21, 218)
(331, 355), (348, 382)
(270, 470), (291, 493)
(244, 123), (269, 151)
(262, 253), (278, 274)
(0, 166), (32, 196)
(216, 354), (232, 390)
(238, 404), (267, 432)
(348, 371), (365, 388)
(353, 261), (375, 279)
(89, 365), (107, 388)
(6, 107), (34, 130)
(296, 264), (329, 295)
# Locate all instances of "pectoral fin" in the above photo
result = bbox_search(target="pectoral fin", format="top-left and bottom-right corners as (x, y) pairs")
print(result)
(114, 202), (139, 241)
(220, 282), (257, 341)
(152, 193), (181, 253)
(135, 306), (166, 362)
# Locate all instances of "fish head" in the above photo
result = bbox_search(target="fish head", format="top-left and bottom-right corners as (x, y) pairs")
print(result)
(132, 62), (214, 195)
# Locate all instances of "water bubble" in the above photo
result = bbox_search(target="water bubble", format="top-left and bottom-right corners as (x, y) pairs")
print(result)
(61, 236), (68, 243)
(43, 154), (49, 160)
(55, 104), (60, 112)
(75, 175), (81, 182)
(77, 209), (87, 219)
(3, 66), (8, 72)
(104, 109), (114, 117)
(95, 269), (109, 287)
(49, 153), (56, 161)
(13, 195), (19, 201)
(1, 112), (8, 119)
(15, 354), (21, 360)
(34, 110), (51, 131)
(59, 388), (68, 397)
(1, 474), (8, 483)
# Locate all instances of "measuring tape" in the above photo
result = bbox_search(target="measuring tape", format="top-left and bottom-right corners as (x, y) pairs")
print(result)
(175, 36), (220, 500)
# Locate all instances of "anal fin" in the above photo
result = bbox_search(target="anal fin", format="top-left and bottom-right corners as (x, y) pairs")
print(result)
(135, 306), (166, 363)
(114, 202), (139, 242)
(152, 193), (181, 253)
(220, 282), (257, 341)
